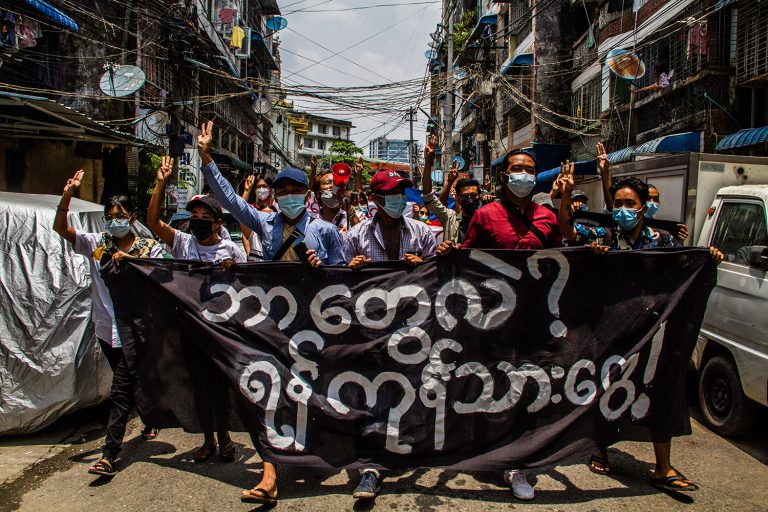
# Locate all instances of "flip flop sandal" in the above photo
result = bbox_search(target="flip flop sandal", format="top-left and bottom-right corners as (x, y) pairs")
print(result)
(588, 454), (611, 475)
(219, 441), (236, 462)
(241, 487), (278, 504)
(650, 470), (699, 492)
(88, 458), (117, 477)
(192, 443), (217, 463)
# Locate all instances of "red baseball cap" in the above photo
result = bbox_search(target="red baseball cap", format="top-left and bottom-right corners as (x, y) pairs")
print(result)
(370, 170), (413, 192)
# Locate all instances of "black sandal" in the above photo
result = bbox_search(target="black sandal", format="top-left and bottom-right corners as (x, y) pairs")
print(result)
(219, 440), (236, 462)
(588, 453), (611, 475)
(88, 458), (117, 477)
(650, 468), (699, 492)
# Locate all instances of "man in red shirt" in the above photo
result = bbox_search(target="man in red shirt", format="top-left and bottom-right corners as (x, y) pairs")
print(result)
(439, 149), (559, 253)
(436, 148), (557, 500)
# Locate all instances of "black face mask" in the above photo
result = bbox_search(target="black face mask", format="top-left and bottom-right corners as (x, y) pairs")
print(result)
(190, 219), (215, 241)
(460, 197), (481, 216)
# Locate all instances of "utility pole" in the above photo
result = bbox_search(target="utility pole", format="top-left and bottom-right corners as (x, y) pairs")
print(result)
(407, 107), (416, 181)
(445, 2), (454, 172)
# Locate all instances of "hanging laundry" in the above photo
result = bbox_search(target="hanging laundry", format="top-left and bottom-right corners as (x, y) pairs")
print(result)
(1, 10), (18, 49)
(219, 8), (237, 24)
(17, 17), (38, 49)
(686, 22), (709, 60)
(230, 25), (245, 50)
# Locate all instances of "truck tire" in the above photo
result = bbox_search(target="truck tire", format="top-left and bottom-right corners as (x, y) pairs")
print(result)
(698, 356), (756, 437)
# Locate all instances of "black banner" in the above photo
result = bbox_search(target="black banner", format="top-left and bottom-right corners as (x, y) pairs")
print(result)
(104, 248), (716, 471)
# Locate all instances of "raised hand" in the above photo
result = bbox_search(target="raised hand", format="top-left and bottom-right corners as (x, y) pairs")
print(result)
(596, 142), (609, 176)
(557, 160), (575, 198)
(709, 246), (724, 264)
(677, 223), (689, 243)
(446, 161), (459, 183)
(311, 155), (318, 172)
(244, 174), (255, 193)
(198, 120), (213, 159)
(355, 156), (364, 174)
(157, 156), (174, 183)
(63, 169), (84, 196)
(424, 133), (437, 168)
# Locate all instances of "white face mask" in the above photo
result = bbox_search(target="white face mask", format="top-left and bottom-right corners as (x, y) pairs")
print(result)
(256, 188), (271, 201)
(320, 190), (340, 209)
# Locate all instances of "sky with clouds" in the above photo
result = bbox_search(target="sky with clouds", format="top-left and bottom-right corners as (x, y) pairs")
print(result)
(275, 0), (442, 156)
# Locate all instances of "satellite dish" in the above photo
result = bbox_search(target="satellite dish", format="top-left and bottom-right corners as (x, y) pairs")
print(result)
(254, 96), (273, 114)
(99, 65), (146, 97)
(425, 49), (437, 60)
(266, 16), (288, 32)
(452, 155), (466, 170)
(606, 48), (646, 81)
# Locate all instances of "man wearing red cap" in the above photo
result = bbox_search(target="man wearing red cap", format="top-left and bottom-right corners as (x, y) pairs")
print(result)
(341, 169), (437, 500)
(343, 170), (437, 271)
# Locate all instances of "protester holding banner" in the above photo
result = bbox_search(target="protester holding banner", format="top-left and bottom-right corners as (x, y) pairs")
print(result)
(53, 170), (164, 477)
(557, 160), (722, 491)
(441, 149), (560, 258)
(343, 170), (437, 272)
(196, 121), (345, 268)
(341, 169), (436, 498)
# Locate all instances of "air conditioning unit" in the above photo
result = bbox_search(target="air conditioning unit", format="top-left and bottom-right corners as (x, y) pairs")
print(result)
(235, 27), (252, 58)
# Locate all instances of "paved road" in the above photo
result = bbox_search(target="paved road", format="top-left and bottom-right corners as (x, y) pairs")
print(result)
(1, 408), (766, 512)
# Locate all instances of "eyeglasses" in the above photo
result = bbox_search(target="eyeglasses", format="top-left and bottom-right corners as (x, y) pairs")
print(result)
(103, 215), (130, 222)
(459, 193), (479, 201)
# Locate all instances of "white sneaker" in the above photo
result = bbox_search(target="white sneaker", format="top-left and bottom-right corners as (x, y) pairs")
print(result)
(504, 469), (535, 500)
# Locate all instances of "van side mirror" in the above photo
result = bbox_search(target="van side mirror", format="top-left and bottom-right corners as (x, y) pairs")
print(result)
(749, 246), (768, 269)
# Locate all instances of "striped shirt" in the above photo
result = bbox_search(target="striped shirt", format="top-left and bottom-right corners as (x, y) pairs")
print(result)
(343, 215), (437, 262)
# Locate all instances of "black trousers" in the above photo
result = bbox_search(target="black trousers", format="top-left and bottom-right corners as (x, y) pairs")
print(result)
(98, 338), (135, 460)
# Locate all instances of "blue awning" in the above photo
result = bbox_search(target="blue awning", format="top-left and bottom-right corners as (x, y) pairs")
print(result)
(251, 32), (279, 71)
(14, 0), (78, 31)
(635, 131), (701, 155)
(608, 146), (634, 164)
(468, 14), (498, 42)
(499, 53), (533, 76)
(607, 131), (701, 164)
(716, 125), (768, 151)
(537, 160), (598, 184)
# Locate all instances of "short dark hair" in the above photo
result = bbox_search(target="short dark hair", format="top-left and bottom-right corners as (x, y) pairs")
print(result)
(455, 178), (480, 196)
(610, 176), (649, 204)
(104, 195), (135, 215)
(647, 182), (660, 199)
(313, 171), (333, 194)
(506, 148), (537, 164)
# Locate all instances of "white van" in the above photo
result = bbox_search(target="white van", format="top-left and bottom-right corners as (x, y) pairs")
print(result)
(692, 185), (768, 436)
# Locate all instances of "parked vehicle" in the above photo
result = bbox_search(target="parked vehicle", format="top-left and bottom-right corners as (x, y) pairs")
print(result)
(692, 185), (768, 436)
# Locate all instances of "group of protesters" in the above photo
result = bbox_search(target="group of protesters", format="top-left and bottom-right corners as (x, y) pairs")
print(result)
(52, 120), (724, 505)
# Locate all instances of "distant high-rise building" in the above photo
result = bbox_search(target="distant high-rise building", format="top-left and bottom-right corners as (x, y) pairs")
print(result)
(369, 137), (410, 163)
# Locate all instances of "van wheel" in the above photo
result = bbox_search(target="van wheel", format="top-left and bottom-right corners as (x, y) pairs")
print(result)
(699, 356), (756, 437)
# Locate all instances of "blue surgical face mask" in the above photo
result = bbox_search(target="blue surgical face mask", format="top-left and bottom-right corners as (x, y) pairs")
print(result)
(645, 201), (660, 219)
(612, 207), (641, 231)
(380, 194), (406, 219)
(105, 218), (131, 239)
(506, 172), (536, 197)
(277, 193), (306, 219)
(580, 203), (589, 212)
